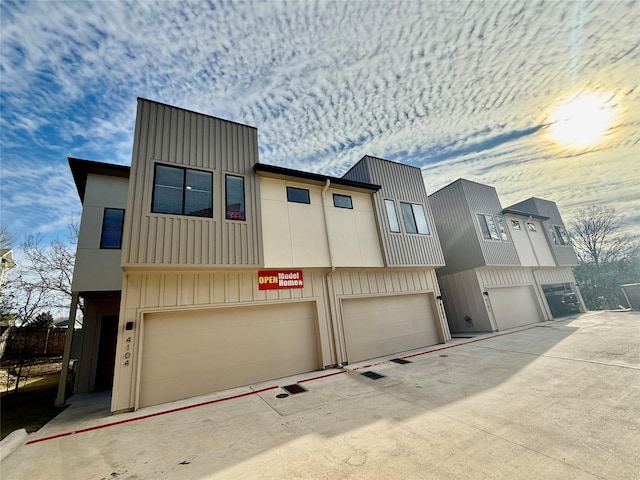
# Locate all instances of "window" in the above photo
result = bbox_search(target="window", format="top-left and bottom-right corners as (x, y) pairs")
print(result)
(100, 208), (125, 249)
(287, 187), (310, 204)
(494, 216), (509, 241)
(400, 202), (430, 235)
(511, 220), (522, 230)
(554, 225), (569, 245)
(384, 199), (400, 233)
(527, 222), (537, 232)
(547, 224), (558, 245)
(152, 164), (213, 217)
(333, 193), (353, 209)
(477, 214), (499, 240)
(225, 175), (245, 220)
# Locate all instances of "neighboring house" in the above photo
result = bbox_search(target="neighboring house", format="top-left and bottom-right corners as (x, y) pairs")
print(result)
(429, 179), (586, 334)
(1, 249), (17, 294)
(59, 98), (451, 413)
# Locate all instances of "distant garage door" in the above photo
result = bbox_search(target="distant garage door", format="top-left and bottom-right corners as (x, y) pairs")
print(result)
(488, 286), (542, 330)
(342, 294), (441, 364)
(138, 302), (319, 408)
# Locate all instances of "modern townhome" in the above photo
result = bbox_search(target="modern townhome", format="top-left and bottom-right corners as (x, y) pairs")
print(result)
(429, 178), (586, 334)
(59, 98), (451, 413)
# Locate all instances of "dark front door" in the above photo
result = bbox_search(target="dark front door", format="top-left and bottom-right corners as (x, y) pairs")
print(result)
(95, 315), (118, 391)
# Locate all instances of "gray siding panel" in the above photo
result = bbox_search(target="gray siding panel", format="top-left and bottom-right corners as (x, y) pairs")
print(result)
(344, 156), (445, 267)
(122, 99), (262, 268)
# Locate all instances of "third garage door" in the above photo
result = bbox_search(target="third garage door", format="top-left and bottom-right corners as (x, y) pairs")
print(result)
(138, 302), (319, 408)
(488, 286), (542, 330)
(342, 294), (440, 363)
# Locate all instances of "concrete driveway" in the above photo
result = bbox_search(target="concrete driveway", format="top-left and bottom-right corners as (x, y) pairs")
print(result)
(2, 310), (639, 479)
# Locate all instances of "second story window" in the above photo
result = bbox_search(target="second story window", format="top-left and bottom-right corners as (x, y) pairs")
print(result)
(477, 214), (499, 240)
(494, 215), (508, 241)
(100, 208), (125, 249)
(333, 193), (353, 209)
(384, 199), (400, 233)
(401, 202), (430, 234)
(225, 175), (245, 220)
(152, 164), (213, 218)
(287, 187), (310, 204)
(553, 225), (569, 245)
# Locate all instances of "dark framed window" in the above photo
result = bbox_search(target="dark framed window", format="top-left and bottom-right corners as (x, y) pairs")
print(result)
(225, 175), (245, 220)
(477, 214), (499, 240)
(152, 164), (213, 217)
(554, 225), (569, 245)
(333, 193), (353, 209)
(384, 199), (400, 233)
(527, 222), (536, 232)
(287, 187), (310, 204)
(494, 216), (509, 241)
(400, 202), (430, 234)
(100, 208), (125, 249)
(511, 220), (522, 230)
(547, 224), (558, 244)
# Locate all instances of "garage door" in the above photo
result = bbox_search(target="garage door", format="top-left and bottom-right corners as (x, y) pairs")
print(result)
(139, 302), (319, 408)
(342, 294), (440, 363)
(488, 286), (542, 330)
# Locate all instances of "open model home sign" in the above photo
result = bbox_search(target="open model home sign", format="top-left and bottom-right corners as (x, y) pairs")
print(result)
(258, 270), (304, 290)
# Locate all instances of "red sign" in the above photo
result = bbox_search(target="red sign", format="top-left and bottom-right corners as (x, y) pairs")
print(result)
(258, 270), (304, 290)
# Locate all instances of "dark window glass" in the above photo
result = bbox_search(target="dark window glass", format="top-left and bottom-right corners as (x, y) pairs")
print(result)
(478, 214), (499, 240)
(384, 199), (400, 233)
(152, 164), (212, 217)
(226, 175), (245, 220)
(100, 208), (125, 249)
(547, 224), (558, 244)
(555, 225), (569, 245)
(400, 202), (430, 235)
(400, 202), (417, 234)
(511, 220), (522, 230)
(287, 187), (310, 204)
(333, 194), (353, 209)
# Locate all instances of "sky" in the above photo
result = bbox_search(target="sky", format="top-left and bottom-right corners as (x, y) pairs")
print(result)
(1, 0), (639, 251)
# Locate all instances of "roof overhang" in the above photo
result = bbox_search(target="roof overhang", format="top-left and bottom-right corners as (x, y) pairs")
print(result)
(69, 158), (130, 203)
(501, 208), (549, 221)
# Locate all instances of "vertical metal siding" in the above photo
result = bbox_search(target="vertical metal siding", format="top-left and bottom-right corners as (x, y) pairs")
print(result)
(122, 99), (262, 267)
(344, 156), (445, 267)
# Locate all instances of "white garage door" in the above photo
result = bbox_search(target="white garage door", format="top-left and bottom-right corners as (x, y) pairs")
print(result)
(342, 294), (441, 363)
(488, 286), (542, 330)
(139, 302), (319, 408)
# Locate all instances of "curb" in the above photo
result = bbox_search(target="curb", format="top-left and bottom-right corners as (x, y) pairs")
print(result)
(1, 428), (28, 462)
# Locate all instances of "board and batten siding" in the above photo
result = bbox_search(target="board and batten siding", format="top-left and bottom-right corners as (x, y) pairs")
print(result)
(342, 156), (445, 267)
(121, 98), (262, 268)
(110, 266), (450, 412)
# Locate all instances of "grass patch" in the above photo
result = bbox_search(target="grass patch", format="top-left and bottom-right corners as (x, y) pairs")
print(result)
(1, 373), (67, 440)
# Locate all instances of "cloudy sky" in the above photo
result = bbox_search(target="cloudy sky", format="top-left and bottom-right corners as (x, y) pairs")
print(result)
(1, 0), (639, 248)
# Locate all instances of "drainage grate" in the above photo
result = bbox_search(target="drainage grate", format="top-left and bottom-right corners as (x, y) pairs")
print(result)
(360, 371), (385, 380)
(390, 358), (412, 365)
(282, 384), (308, 395)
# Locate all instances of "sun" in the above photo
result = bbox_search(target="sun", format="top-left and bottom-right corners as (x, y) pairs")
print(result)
(546, 91), (619, 150)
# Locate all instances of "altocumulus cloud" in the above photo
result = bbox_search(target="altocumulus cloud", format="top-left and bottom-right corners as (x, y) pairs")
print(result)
(1, 0), (639, 242)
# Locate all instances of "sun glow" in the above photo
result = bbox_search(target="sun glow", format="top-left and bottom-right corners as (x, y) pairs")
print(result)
(546, 91), (619, 150)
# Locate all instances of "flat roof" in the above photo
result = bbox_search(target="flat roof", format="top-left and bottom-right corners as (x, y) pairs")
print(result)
(68, 158), (130, 202)
(254, 163), (381, 192)
(501, 208), (549, 221)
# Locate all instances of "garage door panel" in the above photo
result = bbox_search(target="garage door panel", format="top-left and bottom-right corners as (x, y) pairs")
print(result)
(139, 302), (319, 408)
(489, 286), (542, 330)
(342, 294), (440, 363)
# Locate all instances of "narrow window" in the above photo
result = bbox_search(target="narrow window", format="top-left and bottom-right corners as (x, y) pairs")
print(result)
(400, 202), (430, 234)
(287, 187), (310, 204)
(495, 215), (508, 241)
(333, 193), (353, 209)
(384, 199), (400, 233)
(555, 225), (569, 245)
(152, 164), (212, 217)
(477, 214), (499, 240)
(100, 208), (125, 249)
(527, 222), (537, 232)
(225, 175), (245, 220)
(547, 224), (558, 244)
(511, 220), (522, 230)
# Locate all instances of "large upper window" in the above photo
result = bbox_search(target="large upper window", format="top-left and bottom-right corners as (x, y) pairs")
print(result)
(554, 225), (569, 245)
(287, 187), (310, 204)
(477, 214), (499, 240)
(100, 208), (125, 249)
(400, 202), (430, 235)
(152, 164), (213, 217)
(494, 215), (508, 241)
(384, 199), (400, 233)
(225, 175), (245, 220)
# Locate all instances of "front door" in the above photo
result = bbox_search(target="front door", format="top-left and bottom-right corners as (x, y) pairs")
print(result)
(95, 315), (118, 391)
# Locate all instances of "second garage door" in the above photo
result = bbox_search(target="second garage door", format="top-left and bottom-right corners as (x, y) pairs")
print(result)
(342, 294), (441, 363)
(138, 302), (319, 408)
(488, 286), (542, 330)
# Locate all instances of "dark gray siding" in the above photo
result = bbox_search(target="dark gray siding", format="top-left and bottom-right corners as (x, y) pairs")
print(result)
(122, 98), (262, 267)
(343, 156), (445, 267)
(507, 197), (578, 266)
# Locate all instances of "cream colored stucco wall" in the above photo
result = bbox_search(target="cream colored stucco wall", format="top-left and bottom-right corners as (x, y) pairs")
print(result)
(260, 177), (384, 268)
(111, 266), (449, 412)
(72, 173), (128, 292)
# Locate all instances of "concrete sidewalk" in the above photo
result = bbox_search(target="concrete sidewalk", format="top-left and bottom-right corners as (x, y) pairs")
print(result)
(2, 311), (639, 479)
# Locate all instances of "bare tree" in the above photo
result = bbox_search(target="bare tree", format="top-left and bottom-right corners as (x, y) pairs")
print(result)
(569, 205), (637, 267)
(0, 225), (15, 249)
